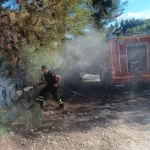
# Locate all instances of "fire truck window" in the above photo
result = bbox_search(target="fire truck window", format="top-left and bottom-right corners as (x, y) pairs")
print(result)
(127, 43), (148, 72)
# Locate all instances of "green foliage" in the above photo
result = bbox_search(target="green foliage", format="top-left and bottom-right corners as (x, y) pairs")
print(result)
(5, 0), (92, 45)
(20, 103), (44, 129)
(0, 0), (92, 76)
(111, 18), (150, 36)
(92, 0), (128, 28)
(0, 108), (11, 139)
(20, 44), (65, 78)
(0, 0), (128, 78)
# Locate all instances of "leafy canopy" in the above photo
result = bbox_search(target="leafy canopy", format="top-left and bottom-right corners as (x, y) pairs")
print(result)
(0, 0), (127, 78)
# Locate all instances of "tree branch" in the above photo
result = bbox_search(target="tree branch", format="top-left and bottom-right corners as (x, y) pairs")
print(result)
(34, 0), (62, 13)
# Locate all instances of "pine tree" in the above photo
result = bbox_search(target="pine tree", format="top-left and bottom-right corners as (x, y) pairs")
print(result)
(92, 0), (128, 28)
(0, 0), (92, 77)
(0, 0), (128, 78)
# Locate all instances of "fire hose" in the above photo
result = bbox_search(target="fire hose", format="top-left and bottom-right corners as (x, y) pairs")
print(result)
(58, 86), (150, 104)
(1, 84), (150, 105)
(58, 85), (102, 101)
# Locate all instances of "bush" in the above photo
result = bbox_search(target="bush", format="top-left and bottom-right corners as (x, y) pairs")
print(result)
(0, 108), (11, 139)
(20, 103), (44, 130)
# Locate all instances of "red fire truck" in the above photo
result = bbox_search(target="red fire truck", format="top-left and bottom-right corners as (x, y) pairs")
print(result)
(100, 35), (150, 87)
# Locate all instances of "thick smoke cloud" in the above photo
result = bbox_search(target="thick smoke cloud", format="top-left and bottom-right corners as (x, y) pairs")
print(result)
(65, 29), (109, 74)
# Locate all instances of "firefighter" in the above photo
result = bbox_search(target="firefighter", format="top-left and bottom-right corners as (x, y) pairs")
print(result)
(36, 65), (64, 109)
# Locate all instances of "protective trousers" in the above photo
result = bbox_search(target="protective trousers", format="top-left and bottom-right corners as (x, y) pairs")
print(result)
(37, 85), (63, 109)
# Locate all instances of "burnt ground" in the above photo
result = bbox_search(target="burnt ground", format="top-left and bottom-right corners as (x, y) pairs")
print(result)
(0, 89), (150, 150)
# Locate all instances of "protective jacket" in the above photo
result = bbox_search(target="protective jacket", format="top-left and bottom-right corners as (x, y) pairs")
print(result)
(43, 71), (57, 86)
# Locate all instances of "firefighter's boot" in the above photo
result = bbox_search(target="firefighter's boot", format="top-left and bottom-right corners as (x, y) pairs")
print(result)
(58, 99), (64, 109)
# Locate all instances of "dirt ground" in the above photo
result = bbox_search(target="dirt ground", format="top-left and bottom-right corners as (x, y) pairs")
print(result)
(0, 94), (150, 150)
